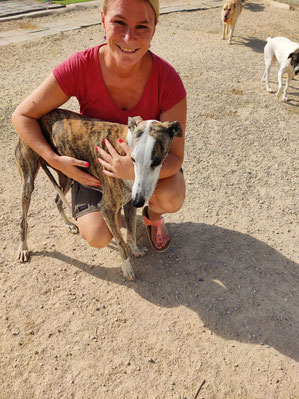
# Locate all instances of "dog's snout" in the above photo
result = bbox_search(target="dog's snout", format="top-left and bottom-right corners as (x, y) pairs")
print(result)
(132, 196), (145, 208)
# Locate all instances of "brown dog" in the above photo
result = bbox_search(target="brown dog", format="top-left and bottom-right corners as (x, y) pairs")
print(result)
(15, 108), (182, 280)
(221, 0), (242, 44)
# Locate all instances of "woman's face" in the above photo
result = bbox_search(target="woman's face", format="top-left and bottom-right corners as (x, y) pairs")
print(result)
(101, 0), (156, 67)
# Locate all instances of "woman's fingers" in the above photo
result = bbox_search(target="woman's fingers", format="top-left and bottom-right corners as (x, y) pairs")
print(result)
(118, 139), (131, 156)
(57, 155), (101, 186)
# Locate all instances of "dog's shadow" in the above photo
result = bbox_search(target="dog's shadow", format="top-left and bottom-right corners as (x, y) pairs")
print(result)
(38, 221), (299, 363)
(239, 37), (266, 53)
(243, 2), (265, 12)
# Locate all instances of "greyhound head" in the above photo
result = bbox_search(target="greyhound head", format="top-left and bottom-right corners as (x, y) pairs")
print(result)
(127, 116), (183, 208)
(288, 49), (299, 75)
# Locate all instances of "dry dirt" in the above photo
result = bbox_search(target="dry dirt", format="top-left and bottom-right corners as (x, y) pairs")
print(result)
(0, 1), (298, 398)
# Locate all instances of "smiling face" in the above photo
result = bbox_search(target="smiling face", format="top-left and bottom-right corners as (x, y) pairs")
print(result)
(101, 0), (156, 68)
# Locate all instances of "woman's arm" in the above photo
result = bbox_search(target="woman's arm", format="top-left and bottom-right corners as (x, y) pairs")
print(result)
(158, 96), (187, 179)
(12, 73), (101, 187)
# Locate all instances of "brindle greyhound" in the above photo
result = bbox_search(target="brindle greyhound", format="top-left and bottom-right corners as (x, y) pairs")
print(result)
(15, 108), (182, 280)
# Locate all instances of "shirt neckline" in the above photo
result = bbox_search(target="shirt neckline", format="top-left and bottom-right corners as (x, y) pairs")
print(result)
(95, 44), (156, 113)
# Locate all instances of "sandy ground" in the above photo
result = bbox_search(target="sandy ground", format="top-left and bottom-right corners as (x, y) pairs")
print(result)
(0, 1), (299, 398)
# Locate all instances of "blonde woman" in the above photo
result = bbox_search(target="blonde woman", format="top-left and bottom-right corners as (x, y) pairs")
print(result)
(12, 0), (187, 252)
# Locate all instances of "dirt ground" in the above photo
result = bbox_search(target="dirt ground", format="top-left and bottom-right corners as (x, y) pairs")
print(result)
(0, 1), (298, 398)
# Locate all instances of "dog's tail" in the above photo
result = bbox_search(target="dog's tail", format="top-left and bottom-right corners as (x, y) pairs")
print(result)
(266, 37), (272, 42)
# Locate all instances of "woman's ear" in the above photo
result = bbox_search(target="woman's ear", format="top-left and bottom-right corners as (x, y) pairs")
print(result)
(101, 11), (106, 30)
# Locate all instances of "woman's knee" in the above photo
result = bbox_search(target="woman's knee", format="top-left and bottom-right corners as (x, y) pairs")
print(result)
(76, 213), (113, 248)
(150, 178), (186, 213)
(80, 227), (112, 248)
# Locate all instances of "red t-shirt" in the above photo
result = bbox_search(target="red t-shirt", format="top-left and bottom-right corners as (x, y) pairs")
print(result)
(53, 44), (186, 125)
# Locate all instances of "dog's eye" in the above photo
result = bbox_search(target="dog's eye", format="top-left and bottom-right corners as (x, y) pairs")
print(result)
(131, 157), (135, 163)
(151, 158), (161, 168)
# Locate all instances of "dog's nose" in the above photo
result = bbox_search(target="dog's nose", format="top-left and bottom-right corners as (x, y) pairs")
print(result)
(132, 197), (145, 208)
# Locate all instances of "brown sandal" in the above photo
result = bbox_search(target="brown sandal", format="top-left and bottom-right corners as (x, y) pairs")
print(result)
(142, 206), (171, 252)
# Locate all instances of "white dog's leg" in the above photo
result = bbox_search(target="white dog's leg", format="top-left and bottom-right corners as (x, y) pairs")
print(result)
(264, 64), (274, 93)
(282, 73), (293, 102)
(276, 69), (284, 99)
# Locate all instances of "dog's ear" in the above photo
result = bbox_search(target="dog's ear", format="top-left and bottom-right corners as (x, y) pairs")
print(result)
(288, 53), (294, 61)
(288, 52), (297, 66)
(165, 121), (183, 139)
(128, 116), (143, 130)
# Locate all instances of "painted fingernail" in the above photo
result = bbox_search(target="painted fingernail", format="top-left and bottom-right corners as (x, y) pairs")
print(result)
(104, 139), (107, 143)
(97, 158), (101, 162)
(119, 139), (123, 143)
(95, 146), (100, 151)
(84, 162), (89, 167)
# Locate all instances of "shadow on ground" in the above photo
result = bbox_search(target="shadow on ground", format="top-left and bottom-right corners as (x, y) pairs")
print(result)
(244, 2), (265, 12)
(240, 37), (266, 53)
(37, 221), (299, 363)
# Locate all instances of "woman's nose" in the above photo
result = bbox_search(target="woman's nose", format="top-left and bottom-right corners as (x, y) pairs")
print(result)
(123, 27), (136, 41)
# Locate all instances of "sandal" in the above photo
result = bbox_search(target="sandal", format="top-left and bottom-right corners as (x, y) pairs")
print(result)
(142, 206), (171, 252)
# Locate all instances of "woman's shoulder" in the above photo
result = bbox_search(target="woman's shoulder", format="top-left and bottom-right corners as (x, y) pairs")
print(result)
(151, 51), (179, 76)
(72, 45), (102, 62)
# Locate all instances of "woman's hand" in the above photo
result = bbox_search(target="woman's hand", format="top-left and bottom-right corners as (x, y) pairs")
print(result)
(52, 155), (102, 187)
(96, 139), (135, 180)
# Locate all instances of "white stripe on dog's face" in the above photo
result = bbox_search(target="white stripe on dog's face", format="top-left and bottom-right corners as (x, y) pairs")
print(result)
(131, 120), (162, 207)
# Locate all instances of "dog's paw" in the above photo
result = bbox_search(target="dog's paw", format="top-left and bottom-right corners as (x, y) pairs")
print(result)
(267, 88), (274, 93)
(282, 96), (288, 102)
(17, 246), (30, 262)
(133, 246), (148, 258)
(122, 258), (135, 281)
(67, 223), (79, 234)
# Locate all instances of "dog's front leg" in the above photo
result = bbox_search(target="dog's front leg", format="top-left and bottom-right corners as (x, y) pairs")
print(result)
(101, 208), (135, 280)
(282, 73), (293, 102)
(222, 23), (226, 39)
(123, 201), (147, 257)
(228, 24), (235, 44)
(276, 69), (284, 99)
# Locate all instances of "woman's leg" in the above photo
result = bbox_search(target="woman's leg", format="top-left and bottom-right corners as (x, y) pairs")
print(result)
(72, 182), (121, 248)
(77, 211), (121, 248)
(146, 172), (186, 248)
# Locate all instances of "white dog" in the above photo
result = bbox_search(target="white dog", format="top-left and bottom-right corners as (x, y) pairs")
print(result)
(262, 37), (299, 101)
(221, 0), (242, 44)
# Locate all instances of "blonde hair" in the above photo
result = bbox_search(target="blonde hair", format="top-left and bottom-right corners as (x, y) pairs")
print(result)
(102, 0), (159, 23)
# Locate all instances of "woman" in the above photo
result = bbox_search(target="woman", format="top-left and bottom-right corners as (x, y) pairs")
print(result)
(12, 0), (187, 252)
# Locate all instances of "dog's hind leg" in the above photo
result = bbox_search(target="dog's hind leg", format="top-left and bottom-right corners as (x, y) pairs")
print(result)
(263, 49), (274, 92)
(101, 207), (135, 280)
(15, 142), (39, 262)
(40, 165), (77, 233)
(55, 172), (78, 234)
(123, 200), (146, 257)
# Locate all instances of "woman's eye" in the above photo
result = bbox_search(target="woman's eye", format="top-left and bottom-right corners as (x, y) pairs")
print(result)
(131, 157), (135, 163)
(136, 25), (148, 29)
(114, 20), (126, 25)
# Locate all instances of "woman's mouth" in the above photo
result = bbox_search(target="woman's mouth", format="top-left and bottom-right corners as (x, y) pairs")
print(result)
(118, 45), (138, 54)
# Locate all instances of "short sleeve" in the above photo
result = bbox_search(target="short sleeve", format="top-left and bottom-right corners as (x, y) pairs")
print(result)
(53, 52), (81, 98)
(156, 57), (186, 113)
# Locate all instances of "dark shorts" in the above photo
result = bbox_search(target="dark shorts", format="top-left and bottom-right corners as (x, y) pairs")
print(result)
(72, 168), (183, 219)
(72, 181), (102, 219)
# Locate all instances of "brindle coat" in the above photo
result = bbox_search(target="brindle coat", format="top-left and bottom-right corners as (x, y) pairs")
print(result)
(15, 108), (182, 280)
